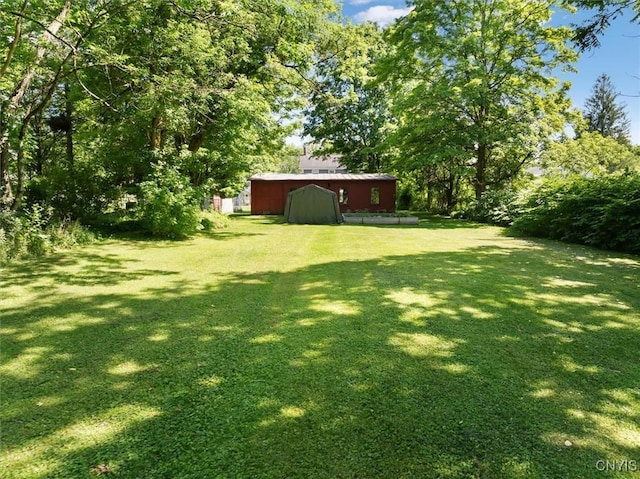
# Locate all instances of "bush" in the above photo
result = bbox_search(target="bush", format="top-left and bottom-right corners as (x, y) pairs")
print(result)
(457, 188), (522, 227)
(199, 210), (230, 231)
(138, 162), (202, 239)
(24, 162), (115, 221)
(88, 211), (145, 234)
(511, 174), (640, 254)
(0, 206), (97, 264)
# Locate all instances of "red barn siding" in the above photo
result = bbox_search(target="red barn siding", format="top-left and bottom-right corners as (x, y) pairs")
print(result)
(250, 174), (397, 215)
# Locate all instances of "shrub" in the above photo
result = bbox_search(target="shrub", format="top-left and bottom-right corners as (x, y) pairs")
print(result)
(457, 188), (522, 227)
(24, 162), (114, 221)
(138, 162), (202, 239)
(0, 210), (21, 263)
(0, 206), (97, 264)
(199, 210), (230, 231)
(511, 174), (640, 254)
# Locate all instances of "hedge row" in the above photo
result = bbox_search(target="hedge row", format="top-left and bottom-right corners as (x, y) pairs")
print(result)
(512, 174), (640, 254)
(465, 174), (640, 254)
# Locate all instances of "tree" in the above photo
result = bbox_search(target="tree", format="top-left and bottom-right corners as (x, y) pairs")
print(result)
(304, 22), (394, 173)
(1, 0), (342, 218)
(382, 0), (577, 202)
(0, 0), (73, 209)
(278, 145), (303, 173)
(542, 132), (640, 175)
(72, 0), (341, 199)
(583, 73), (631, 143)
(0, 0), (146, 213)
(568, 0), (639, 51)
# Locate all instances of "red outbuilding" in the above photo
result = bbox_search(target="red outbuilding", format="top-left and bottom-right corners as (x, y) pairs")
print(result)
(250, 173), (397, 215)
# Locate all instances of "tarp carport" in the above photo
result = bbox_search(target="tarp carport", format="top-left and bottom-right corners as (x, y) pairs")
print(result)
(284, 184), (343, 224)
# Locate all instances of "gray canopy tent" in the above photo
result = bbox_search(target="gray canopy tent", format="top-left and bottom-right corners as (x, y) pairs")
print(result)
(284, 184), (343, 224)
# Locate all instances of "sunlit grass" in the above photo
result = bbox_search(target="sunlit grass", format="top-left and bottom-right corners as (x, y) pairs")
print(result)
(1, 216), (639, 478)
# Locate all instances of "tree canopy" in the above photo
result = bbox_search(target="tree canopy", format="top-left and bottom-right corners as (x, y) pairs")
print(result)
(381, 0), (577, 202)
(1, 0), (340, 216)
(303, 22), (393, 173)
(1, 0), (637, 238)
(568, 0), (640, 50)
(542, 132), (640, 176)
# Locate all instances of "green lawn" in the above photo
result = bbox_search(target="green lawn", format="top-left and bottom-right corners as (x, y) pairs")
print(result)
(1, 216), (639, 479)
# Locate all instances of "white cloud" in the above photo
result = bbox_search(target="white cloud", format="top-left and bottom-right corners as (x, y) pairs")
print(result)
(350, 0), (377, 5)
(353, 5), (412, 27)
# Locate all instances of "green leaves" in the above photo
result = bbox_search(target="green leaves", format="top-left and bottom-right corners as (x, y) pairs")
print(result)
(304, 22), (394, 173)
(382, 0), (578, 202)
(138, 160), (202, 239)
(541, 132), (640, 176)
(2, 0), (342, 216)
(512, 174), (640, 253)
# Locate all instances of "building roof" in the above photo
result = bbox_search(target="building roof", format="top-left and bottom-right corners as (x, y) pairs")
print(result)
(250, 173), (397, 181)
(299, 153), (344, 170)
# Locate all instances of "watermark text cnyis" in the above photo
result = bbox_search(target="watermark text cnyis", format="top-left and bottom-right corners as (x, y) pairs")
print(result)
(595, 459), (637, 472)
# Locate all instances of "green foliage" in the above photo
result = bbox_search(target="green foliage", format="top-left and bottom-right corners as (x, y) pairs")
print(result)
(304, 22), (393, 173)
(1, 0), (340, 217)
(198, 210), (230, 231)
(381, 0), (577, 202)
(276, 145), (303, 173)
(0, 205), (96, 263)
(582, 73), (631, 143)
(459, 189), (523, 227)
(541, 132), (640, 175)
(396, 178), (416, 210)
(569, 0), (639, 50)
(23, 162), (114, 221)
(512, 174), (640, 253)
(138, 161), (202, 239)
(0, 204), (55, 260)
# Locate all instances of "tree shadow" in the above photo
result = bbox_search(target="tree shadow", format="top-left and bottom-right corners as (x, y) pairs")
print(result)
(1, 243), (639, 478)
(252, 214), (487, 230)
(413, 216), (486, 230)
(0, 250), (178, 292)
(197, 230), (265, 240)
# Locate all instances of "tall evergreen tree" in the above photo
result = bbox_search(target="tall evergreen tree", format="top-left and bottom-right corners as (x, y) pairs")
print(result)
(583, 73), (630, 144)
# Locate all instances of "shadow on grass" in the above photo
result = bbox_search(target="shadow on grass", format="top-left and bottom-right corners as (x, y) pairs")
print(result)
(342, 219), (485, 230)
(196, 230), (265, 241)
(1, 243), (639, 478)
(0, 250), (178, 291)
(250, 214), (486, 230)
(413, 215), (486, 230)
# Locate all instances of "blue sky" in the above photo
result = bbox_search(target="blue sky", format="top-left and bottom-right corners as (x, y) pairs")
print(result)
(341, 1), (640, 144)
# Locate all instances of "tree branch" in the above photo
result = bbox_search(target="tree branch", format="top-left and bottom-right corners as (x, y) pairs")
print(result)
(0, 0), (29, 81)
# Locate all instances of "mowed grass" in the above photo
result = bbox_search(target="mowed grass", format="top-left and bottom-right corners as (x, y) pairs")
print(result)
(1, 216), (639, 479)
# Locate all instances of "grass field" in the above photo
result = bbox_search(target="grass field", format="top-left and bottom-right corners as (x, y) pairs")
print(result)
(1, 216), (639, 478)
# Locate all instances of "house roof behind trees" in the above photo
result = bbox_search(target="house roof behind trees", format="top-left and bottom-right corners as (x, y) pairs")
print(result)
(299, 153), (346, 172)
(250, 173), (396, 181)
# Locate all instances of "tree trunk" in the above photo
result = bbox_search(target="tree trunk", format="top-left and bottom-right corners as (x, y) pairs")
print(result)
(0, 129), (12, 207)
(150, 116), (163, 149)
(12, 105), (32, 211)
(475, 143), (488, 200)
(0, 102), (12, 207)
(0, 1), (71, 209)
(188, 132), (205, 152)
(65, 84), (74, 170)
(445, 173), (454, 212)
